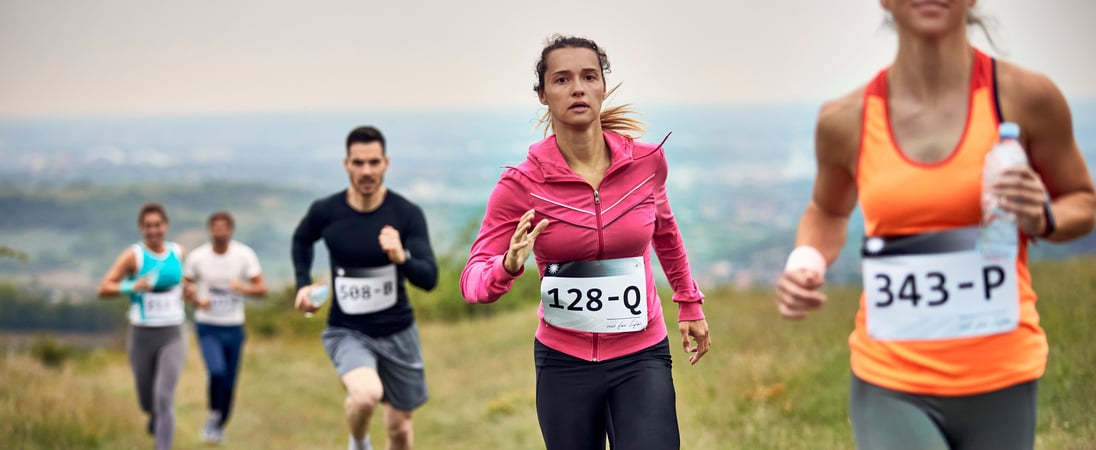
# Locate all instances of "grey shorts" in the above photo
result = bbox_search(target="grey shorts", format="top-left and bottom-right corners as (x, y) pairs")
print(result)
(850, 374), (1037, 450)
(321, 324), (428, 412)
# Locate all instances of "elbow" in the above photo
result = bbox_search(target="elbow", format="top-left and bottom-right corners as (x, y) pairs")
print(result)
(457, 274), (479, 304)
(458, 268), (477, 303)
(458, 274), (493, 305)
(1051, 195), (1096, 242)
(460, 292), (486, 305)
(458, 256), (512, 304)
(461, 291), (483, 304)
(1075, 193), (1096, 235)
(1083, 198), (1096, 234)
(1066, 212), (1096, 241)
(457, 280), (477, 304)
(419, 275), (439, 292)
(1079, 213), (1096, 237)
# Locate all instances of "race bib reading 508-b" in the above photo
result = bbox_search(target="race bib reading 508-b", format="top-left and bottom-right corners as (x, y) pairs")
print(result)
(861, 227), (1019, 341)
(334, 265), (397, 315)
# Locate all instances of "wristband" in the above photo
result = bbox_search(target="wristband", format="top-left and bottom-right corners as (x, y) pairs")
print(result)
(119, 280), (136, 294)
(1040, 196), (1056, 238)
(784, 246), (827, 277)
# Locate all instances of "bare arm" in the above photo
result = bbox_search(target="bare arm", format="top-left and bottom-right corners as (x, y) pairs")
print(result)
(776, 90), (862, 320)
(233, 274), (268, 297)
(999, 64), (1096, 241)
(798, 91), (861, 260)
(182, 276), (202, 306)
(97, 250), (137, 298)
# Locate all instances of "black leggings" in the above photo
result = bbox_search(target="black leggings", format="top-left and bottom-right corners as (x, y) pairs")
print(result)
(534, 337), (679, 450)
(850, 375), (1037, 450)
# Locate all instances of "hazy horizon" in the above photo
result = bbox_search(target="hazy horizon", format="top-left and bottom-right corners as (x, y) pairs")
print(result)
(2, 0), (1094, 118)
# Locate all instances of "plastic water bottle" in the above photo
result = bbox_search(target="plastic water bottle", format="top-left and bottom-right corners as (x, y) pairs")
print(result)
(304, 285), (329, 318)
(981, 122), (1027, 260)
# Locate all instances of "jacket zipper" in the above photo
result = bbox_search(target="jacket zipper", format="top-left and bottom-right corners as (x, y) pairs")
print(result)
(592, 188), (603, 362)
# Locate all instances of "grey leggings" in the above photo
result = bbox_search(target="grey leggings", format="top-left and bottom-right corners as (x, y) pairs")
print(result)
(850, 375), (1037, 450)
(127, 324), (187, 450)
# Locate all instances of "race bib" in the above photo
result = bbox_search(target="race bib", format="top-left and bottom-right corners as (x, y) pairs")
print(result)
(861, 227), (1019, 341)
(540, 257), (647, 333)
(207, 287), (240, 315)
(143, 286), (185, 322)
(334, 265), (398, 315)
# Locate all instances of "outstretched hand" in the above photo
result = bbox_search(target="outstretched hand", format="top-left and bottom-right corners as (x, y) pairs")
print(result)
(503, 209), (548, 275)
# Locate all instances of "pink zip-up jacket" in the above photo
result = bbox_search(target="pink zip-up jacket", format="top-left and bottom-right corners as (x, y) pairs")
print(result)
(460, 130), (705, 362)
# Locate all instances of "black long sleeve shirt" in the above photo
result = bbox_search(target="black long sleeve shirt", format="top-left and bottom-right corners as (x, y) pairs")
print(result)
(292, 189), (438, 337)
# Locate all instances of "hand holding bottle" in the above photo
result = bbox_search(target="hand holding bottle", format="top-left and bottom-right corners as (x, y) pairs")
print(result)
(294, 284), (329, 318)
(982, 122), (1050, 257)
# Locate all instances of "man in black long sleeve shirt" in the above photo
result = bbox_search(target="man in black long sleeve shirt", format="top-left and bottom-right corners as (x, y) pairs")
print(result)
(292, 125), (437, 450)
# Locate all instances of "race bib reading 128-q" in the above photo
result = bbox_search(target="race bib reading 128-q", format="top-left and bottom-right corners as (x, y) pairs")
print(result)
(540, 257), (647, 333)
(861, 227), (1019, 341)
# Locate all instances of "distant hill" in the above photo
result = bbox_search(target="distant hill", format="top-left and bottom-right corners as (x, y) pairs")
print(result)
(2, 102), (1095, 295)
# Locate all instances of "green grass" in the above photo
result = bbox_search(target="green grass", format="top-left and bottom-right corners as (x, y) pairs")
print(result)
(1, 257), (1094, 449)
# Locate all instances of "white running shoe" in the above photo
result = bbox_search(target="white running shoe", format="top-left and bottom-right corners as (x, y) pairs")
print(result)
(200, 411), (224, 444)
(348, 434), (372, 450)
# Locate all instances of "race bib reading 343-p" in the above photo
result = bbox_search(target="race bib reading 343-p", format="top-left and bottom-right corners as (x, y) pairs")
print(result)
(861, 226), (1019, 341)
(540, 256), (647, 333)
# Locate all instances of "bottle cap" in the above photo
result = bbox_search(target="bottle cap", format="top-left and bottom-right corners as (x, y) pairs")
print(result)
(999, 122), (1020, 139)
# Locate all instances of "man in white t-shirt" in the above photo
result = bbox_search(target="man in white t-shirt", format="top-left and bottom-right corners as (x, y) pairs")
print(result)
(183, 211), (266, 444)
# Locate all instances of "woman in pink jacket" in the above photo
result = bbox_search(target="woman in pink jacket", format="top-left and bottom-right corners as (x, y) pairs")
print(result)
(460, 34), (711, 450)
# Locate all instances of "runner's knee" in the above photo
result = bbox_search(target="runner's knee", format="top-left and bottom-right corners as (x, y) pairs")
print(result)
(345, 389), (382, 414)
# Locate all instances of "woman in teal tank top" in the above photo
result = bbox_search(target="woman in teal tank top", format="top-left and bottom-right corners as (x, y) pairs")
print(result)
(127, 238), (186, 325)
(97, 202), (190, 450)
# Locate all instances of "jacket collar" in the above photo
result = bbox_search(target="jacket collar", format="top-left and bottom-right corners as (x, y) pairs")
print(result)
(514, 131), (635, 183)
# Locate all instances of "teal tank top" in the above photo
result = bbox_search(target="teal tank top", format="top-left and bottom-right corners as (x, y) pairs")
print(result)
(127, 242), (185, 326)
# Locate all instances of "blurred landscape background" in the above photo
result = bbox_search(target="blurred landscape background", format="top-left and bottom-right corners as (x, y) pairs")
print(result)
(3, 0), (1095, 448)
(3, 101), (1095, 301)
(2, 102), (1095, 449)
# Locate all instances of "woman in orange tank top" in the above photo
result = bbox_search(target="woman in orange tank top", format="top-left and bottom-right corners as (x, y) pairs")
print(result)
(775, 1), (1095, 449)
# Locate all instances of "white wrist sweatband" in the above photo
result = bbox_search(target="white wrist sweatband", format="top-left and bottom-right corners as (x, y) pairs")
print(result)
(784, 246), (827, 277)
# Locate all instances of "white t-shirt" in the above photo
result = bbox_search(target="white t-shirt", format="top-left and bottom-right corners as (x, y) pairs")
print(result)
(184, 241), (262, 326)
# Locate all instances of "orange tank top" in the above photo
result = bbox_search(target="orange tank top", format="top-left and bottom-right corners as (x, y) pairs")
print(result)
(851, 49), (1046, 396)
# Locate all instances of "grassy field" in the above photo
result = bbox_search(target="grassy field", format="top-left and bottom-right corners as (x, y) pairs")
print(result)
(1, 257), (1094, 449)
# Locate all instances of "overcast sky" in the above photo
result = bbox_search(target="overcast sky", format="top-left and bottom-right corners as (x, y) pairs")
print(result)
(1, 0), (1093, 117)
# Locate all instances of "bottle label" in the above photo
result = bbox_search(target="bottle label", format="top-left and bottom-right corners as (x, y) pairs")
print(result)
(540, 257), (647, 333)
(334, 265), (397, 315)
(861, 227), (1019, 341)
